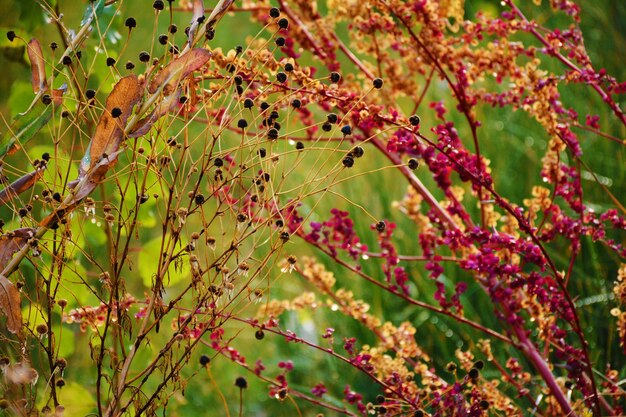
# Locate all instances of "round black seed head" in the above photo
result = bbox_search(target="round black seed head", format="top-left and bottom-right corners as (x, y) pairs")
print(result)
(199, 355), (211, 366)
(409, 115), (421, 126)
(139, 51), (150, 62)
(139, 194), (150, 204)
(236, 85), (244, 95)
(235, 45), (243, 54)
(284, 63), (294, 72)
(275, 36), (285, 47)
(169, 24), (178, 34)
(468, 368), (479, 379)
(414, 411), (424, 417)
(214, 158), (224, 167)
(235, 376), (248, 389)
(342, 156), (354, 168)
(153, 0), (164, 10)
(408, 159), (419, 170)
(295, 141), (304, 150)
(237, 119), (248, 129)
(125, 61), (135, 70)
(269, 7), (280, 18)
(158, 34), (168, 45)
(273, 122), (281, 130)
(327, 113), (338, 124)
(6, 31), (16, 42)
(197, 16), (206, 24)
(106, 57), (116, 66)
(62, 55), (72, 65)
(322, 122), (332, 132)
(225, 63), (235, 72)
(275, 220), (284, 227)
(291, 99), (301, 108)
(42, 152), (50, 162)
(277, 18), (289, 29)
(376, 395), (385, 404)
(260, 102), (270, 111)
(243, 98), (254, 109)
(352, 146), (364, 158)
(125, 17), (136, 29)
(270, 110), (279, 120)
(373, 78), (383, 89)
(50, 42), (58, 50)
(330, 72), (341, 83)
(234, 75), (243, 85)
(479, 400), (489, 410)
(41, 95), (52, 105)
(474, 360), (484, 370)
(206, 28), (215, 40)
(259, 148), (267, 158)
(341, 125), (352, 136)
(280, 231), (290, 242)
(237, 213), (247, 223)
(268, 128), (279, 140)
(375, 221), (385, 232)
(276, 72), (287, 83)
(111, 107), (122, 118)
(61, 111), (70, 118)
(255, 329), (265, 340)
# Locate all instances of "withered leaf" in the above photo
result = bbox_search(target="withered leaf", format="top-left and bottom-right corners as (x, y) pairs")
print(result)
(79, 75), (143, 178)
(128, 89), (181, 138)
(0, 167), (46, 207)
(0, 275), (22, 334)
(148, 48), (211, 95)
(27, 39), (47, 94)
(0, 228), (35, 269)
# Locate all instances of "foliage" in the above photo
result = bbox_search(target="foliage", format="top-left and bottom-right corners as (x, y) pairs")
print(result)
(0, 0), (625, 416)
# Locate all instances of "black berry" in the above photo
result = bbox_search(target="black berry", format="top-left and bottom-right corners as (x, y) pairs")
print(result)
(275, 37), (285, 47)
(243, 98), (254, 109)
(341, 125), (352, 136)
(277, 18), (289, 29)
(158, 34), (168, 45)
(6, 31), (15, 42)
(125, 17), (137, 29)
(111, 107), (122, 118)
(408, 159), (419, 170)
(269, 7), (280, 18)
(106, 57), (116, 66)
(373, 78), (383, 89)
(276, 72), (287, 83)
(139, 51), (150, 62)
(268, 128), (279, 140)
(235, 376), (248, 389)
(342, 156), (354, 168)
(199, 355), (210, 366)
(409, 115), (420, 126)
(153, 0), (165, 11)
(237, 119), (248, 129)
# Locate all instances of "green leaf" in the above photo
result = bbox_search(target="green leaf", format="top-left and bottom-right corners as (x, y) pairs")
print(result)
(0, 85), (66, 159)
(81, 0), (105, 26)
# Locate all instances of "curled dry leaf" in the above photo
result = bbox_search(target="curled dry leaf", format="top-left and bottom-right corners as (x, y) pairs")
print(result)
(70, 75), (142, 203)
(0, 167), (46, 207)
(0, 276), (21, 334)
(128, 89), (181, 138)
(79, 75), (143, 179)
(27, 39), (47, 93)
(0, 228), (41, 329)
(148, 48), (211, 95)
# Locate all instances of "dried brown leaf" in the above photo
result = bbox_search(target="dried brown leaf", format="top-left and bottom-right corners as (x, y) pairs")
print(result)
(0, 275), (21, 334)
(128, 89), (181, 138)
(0, 167), (46, 207)
(148, 48), (211, 95)
(27, 39), (47, 93)
(0, 228), (34, 269)
(79, 75), (143, 178)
